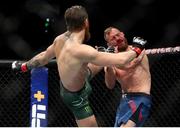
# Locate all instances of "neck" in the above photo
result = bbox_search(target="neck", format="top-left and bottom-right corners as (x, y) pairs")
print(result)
(68, 29), (85, 44)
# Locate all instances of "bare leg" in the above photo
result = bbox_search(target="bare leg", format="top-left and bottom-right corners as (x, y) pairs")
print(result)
(120, 120), (136, 127)
(76, 115), (98, 127)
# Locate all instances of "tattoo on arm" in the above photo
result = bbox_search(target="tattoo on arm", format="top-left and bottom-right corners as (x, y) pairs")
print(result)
(25, 48), (52, 69)
(26, 58), (41, 69)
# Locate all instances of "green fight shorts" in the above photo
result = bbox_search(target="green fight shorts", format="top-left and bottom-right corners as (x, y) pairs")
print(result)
(60, 68), (93, 120)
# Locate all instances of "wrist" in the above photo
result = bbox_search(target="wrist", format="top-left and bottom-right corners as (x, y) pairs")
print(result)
(21, 63), (28, 72)
(132, 47), (142, 56)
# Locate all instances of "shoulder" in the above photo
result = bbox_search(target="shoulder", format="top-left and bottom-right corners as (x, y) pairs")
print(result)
(73, 44), (98, 60)
(75, 44), (97, 54)
(52, 32), (69, 46)
(54, 34), (65, 43)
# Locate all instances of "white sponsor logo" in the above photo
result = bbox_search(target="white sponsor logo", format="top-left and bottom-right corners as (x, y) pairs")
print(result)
(31, 104), (46, 127)
(133, 37), (146, 45)
(72, 97), (84, 106)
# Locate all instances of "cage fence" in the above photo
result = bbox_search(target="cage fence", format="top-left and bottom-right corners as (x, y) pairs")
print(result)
(0, 52), (180, 127)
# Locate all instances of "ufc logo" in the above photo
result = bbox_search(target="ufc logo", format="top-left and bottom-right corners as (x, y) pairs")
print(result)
(133, 37), (146, 45)
(31, 104), (46, 127)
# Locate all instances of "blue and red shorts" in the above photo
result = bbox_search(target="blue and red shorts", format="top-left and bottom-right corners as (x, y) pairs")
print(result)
(114, 92), (152, 127)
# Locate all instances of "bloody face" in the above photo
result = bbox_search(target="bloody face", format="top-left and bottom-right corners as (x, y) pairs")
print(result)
(106, 28), (128, 51)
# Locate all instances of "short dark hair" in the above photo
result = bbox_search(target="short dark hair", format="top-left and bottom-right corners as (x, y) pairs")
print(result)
(64, 5), (88, 31)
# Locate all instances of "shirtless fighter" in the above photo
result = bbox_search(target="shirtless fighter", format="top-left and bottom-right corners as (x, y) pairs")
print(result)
(104, 27), (151, 127)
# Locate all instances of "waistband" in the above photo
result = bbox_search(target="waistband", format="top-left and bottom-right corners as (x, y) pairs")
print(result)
(60, 80), (86, 93)
(122, 92), (151, 98)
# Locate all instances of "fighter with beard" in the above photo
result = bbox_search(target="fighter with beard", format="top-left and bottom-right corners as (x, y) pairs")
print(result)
(104, 27), (152, 127)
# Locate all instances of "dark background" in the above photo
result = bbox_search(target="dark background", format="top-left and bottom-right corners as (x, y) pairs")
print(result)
(0, 0), (180, 60)
(0, 1), (180, 126)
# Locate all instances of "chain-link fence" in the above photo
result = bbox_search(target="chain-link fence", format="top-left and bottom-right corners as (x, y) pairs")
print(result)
(0, 61), (30, 126)
(0, 52), (180, 127)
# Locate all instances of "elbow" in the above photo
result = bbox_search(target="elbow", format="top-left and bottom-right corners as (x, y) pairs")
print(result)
(41, 52), (50, 65)
(39, 57), (49, 66)
(43, 58), (49, 65)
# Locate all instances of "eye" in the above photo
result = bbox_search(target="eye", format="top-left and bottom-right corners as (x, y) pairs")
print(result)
(112, 36), (116, 40)
(116, 33), (121, 37)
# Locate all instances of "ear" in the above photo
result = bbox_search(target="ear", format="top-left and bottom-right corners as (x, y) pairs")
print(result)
(84, 19), (89, 28)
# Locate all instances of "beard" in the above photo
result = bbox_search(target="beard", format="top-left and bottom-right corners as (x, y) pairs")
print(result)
(117, 38), (128, 52)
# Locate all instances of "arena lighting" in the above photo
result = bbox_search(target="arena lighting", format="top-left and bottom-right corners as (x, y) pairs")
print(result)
(44, 18), (50, 33)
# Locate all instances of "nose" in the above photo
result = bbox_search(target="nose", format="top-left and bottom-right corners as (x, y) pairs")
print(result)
(116, 35), (123, 41)
(115, 36), (119, 40)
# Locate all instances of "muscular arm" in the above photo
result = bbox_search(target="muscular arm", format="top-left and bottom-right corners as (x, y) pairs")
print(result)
(94, 50), (138, 67)
(75, 44), (138, 67)
(84, 45), (137, 67)
(26, 43), (55, 69)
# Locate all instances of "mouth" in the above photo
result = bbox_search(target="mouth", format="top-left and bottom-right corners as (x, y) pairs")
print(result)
(117, 39), (123, 45)
(110, 39), (124, 47)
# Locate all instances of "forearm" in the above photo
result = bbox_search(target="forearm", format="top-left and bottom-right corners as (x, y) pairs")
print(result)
(90, 48), (137, 67)
(26, 52), (49, 69)
(104, 67), (116, 89)
(116, 50), (137, 68)
(12, 42), (55, 72)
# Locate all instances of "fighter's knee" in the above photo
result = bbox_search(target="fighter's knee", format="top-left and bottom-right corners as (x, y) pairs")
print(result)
(120, 120), (136, 127)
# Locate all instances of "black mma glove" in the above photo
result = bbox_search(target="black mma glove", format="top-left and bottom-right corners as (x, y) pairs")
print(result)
(12, 61), (30, 72)
(106, 46), (115, 53)
(132, 37), (147, 56)
(96, 46), (115, 53)
(96, 46), (107, 52)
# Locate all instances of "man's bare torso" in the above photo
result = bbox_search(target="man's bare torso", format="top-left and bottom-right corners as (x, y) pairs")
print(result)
(54, 32), (90, 92)
(115, 47), (151, 94)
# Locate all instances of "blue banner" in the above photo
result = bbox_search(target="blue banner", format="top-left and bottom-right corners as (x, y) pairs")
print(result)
(30, 67), (48, 127)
